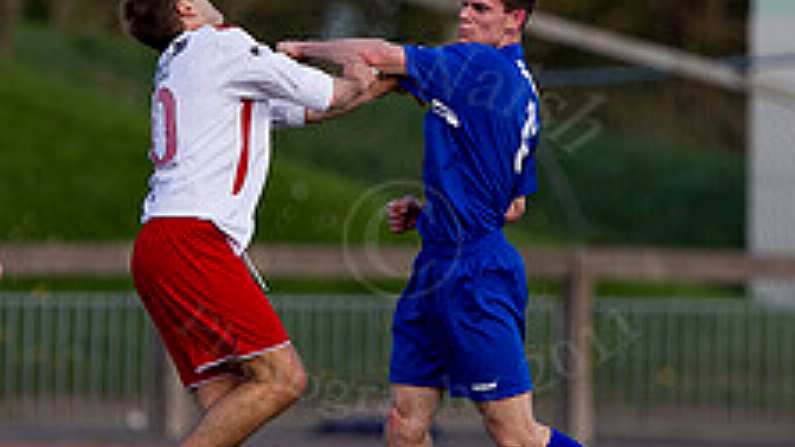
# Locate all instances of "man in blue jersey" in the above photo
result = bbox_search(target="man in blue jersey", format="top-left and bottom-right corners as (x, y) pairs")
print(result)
(278, 1), (583, 446)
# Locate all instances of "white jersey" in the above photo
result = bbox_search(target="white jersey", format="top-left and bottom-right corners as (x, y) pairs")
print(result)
(141, 25), (333, 253)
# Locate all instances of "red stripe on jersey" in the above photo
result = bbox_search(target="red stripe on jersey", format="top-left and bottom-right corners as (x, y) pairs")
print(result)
(233, 100), (253, 195)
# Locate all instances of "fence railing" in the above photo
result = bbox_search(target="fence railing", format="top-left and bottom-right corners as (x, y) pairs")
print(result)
(3, 243), (795, 444)
(0, 292), (793, 443)
(0, 293), (156, 429)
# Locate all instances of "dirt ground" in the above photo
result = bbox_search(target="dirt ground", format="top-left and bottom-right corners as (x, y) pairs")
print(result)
(0, 403), (791, 447)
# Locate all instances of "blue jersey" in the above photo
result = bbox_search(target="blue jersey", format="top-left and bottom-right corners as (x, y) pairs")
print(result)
(400, 43), (540, 245)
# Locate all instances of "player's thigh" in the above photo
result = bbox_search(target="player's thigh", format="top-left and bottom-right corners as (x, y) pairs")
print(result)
(390, 259), (447, 389)
(476, 392), (549, 446)
(442, 260), (532, 401)
(389, 385), (443, 431)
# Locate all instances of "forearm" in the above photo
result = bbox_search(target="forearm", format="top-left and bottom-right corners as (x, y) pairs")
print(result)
(293, 39), (367, 66)
(305, 93), (364, 123)
(307, 76), (399, 123)
(306, 90), (368, 123)
(280, 39), (406, 75)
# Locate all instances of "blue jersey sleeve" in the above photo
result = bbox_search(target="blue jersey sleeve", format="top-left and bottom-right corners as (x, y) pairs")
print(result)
(397, 77), (424, 103)
(513, 155), (538, 198)
(513, 88), (542, 199)
(401, 44), (484, 103)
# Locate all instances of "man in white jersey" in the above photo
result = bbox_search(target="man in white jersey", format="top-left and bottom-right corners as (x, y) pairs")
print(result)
(122, 1), (380, 446)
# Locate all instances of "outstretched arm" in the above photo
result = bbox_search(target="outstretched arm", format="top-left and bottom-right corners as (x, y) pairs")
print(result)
(278, 39), (407, 76)
(307, 75), (401, 124)
(326, 60), (378, 113)
(278, 40), (407, 124)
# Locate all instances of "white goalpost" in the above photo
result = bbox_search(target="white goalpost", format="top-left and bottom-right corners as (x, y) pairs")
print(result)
(749, 0), (795, 307)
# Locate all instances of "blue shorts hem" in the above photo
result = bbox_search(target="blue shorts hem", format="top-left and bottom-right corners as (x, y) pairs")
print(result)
(456, 383), (534, 403)
(389, 377), (446, 390)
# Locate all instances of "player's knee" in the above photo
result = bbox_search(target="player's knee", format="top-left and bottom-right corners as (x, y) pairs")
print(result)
(267, 358), (307, 404)
(387, 406), (430, 445)
(484, 416), (548, 447)
(487, 424), (523, 447)
(280, 362), (307, 403)
(245, 351), (307, 405)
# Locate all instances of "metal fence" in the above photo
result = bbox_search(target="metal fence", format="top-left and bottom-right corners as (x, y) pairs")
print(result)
(0, 293), (156, 430)
(0, 292), (793, 442)
(593, 299), (795, 442)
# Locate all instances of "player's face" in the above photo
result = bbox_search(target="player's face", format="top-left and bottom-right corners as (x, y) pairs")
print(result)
(189, 0), (224, 26)
(457, 0), (518, 47)
(197, 0), (225, 25)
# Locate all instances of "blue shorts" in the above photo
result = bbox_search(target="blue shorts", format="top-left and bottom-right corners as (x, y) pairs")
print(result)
(389, 231), (533, 402)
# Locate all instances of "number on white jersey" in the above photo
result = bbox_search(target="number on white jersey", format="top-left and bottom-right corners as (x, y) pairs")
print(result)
(151, 87), (177, 167)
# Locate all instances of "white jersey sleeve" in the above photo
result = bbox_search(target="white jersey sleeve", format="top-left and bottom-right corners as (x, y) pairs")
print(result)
(270, 99), (306, 129)
(217, 29), (334, 112)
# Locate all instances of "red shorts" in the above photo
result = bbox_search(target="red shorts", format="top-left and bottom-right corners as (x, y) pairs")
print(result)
(131, 218), (289, 389)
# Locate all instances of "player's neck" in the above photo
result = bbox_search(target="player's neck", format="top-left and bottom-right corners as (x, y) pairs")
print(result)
(179, 11), (220, 31)
(497, 32), (522, 48)
(459, 36), (521, 48)
(182, 19), (209, 31)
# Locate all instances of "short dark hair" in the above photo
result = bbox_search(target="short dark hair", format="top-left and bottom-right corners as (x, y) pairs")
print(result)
(502, 0), (536, 27)
(120, 0), (183, 51)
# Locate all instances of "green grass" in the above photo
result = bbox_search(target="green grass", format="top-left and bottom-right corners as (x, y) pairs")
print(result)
(531, 133), (745, 247)
(273, 94), (426, 187)
(257, 156), (414, 245)
(0, 58), (150, 241)
(12, 22), (156, 107)
(274, 98), (746, 248)
(0, 56), (412, 245)
(266, 279), (745, 300)
(0, 276), (135, 293)
(597, 280), (743, 299)
(2, 21), (746, 249)
(0, 271), (744, 300)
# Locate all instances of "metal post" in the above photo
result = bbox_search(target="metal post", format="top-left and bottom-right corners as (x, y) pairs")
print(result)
(149, 336), (168, 438)
(150, 335), (198, 440)
(749, 0), (795, 307)
(165, 359), (197, 440)
(0, 0), (21, 55)
(563, 249), (595, 445)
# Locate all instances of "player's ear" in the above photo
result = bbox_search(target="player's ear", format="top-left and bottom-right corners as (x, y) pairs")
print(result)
(506, 9), (526, 33)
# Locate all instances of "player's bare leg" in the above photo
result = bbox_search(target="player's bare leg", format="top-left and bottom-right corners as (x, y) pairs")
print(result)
(194, 375), (242, 411)
(476, 392), (551, 447)
(386, 385), (443, 447)
(191, 377), (244, 447)
(180, 345), (307, 447)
